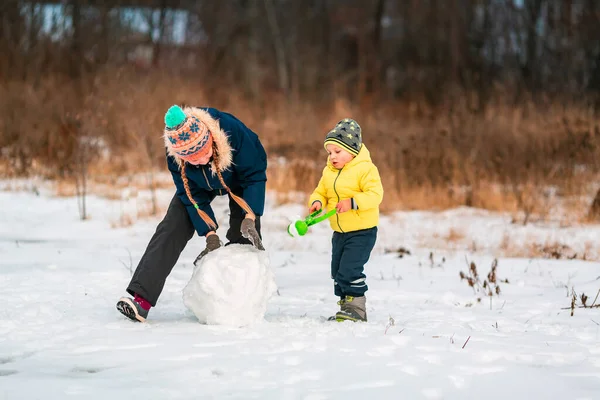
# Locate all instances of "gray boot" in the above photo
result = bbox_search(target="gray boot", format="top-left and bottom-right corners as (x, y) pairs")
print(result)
(327, 297), (348, 321)
(336, 295), (367, 322)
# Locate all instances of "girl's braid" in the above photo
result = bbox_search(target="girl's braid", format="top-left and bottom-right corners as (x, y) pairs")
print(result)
(180, 166), (218, 230)
(212, 144), (256, 219)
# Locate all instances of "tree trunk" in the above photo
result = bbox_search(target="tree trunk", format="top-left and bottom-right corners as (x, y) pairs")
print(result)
(449, 0), (463, 86)
(264, 0), (289, 96)
(589, 188), (600, 221)
(99, 4), (111, 65)
(368, 0), (386, 102)
(522, 0), (544, 93)
(70, 0), (82, 80)
(152, 0), (167, 67)
(243, 0), (261, 102)
(0, 0), (24, 81)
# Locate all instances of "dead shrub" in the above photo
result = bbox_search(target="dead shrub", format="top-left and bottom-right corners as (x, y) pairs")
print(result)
(460, 258), (509, 309)
(564, 288), (600, 316)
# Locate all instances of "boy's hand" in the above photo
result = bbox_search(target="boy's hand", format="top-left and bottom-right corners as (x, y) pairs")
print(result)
(336, 199), (352, 213)
(309, 201), (322, 213)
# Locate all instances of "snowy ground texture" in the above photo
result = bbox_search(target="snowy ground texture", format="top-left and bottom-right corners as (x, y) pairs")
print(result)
(1, 180), (600, 400)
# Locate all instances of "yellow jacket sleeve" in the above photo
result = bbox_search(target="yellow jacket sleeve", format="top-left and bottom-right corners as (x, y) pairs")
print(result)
(353, 165), (384, 211)
(308, 168), (328, 208)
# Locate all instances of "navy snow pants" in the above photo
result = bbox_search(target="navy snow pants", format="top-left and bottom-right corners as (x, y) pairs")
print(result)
(330, 227), (377, 298)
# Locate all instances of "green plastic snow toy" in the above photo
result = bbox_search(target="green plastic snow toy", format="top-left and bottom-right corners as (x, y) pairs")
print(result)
(287, 209), (336, 237)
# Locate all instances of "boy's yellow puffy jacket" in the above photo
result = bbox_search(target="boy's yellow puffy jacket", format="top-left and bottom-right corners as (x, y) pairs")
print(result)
(308, 145), (384, 233)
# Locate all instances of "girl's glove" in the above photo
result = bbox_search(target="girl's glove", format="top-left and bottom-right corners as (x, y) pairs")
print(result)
(241, 218), (265, 250)
(194, 234), (222, 265)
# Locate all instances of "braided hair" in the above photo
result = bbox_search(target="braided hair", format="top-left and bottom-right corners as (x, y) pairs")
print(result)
(180, 141), (256, 232)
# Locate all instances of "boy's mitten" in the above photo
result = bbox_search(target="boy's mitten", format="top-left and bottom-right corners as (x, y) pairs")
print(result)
(194, 234), (222, 265)
(241, 218), (265, 250)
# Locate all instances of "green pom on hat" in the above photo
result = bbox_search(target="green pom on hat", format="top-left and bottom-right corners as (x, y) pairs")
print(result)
(164, 105), (187, 129)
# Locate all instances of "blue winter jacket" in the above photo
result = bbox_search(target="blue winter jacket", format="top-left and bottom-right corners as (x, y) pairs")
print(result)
(166, 107), (267, 236)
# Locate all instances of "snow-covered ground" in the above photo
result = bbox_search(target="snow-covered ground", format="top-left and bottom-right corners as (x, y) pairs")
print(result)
(1, 180), (600, 399)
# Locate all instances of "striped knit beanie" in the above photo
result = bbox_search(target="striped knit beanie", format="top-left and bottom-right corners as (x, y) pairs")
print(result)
(324, 118), (362, 156)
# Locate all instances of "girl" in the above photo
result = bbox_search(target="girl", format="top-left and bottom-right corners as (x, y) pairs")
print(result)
(117, 105), (267, 322)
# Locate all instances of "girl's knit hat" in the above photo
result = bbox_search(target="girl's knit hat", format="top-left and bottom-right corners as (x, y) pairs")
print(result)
(163, 105), (213, 164)
(324, 118), (362, 155)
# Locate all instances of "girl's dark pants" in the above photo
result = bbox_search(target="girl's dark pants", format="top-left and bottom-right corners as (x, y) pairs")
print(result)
(126, 192), (261, 306)
(331, 227), (377, 298)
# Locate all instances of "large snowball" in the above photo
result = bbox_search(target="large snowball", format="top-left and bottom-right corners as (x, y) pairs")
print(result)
(182, 244), (277, 327)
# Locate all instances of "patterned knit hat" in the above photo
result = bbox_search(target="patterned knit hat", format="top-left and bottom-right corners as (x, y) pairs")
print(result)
(324, 118), (362, 156)
(163, 105), (213, 164)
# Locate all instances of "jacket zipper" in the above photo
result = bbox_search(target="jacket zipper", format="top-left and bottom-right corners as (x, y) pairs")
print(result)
(333, 169), (344, 233)
(201, 167), (213, 190)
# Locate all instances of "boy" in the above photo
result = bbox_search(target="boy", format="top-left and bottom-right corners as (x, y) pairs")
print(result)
(308, 119), (384, 322)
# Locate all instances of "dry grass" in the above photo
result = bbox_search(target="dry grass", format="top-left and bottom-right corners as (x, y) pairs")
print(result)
(499, 232), (512, 254)
(1, 68), (599, 221)
(267, 158), (322, 197)
(136, 202), (164, 219)
(111, 213), (135, 229)
(261, 94), (600, 219)
(413, 225), (599, 261)
(55, 179), (78, 198)
(459, 258), (508, 309)
(109, 200), (165, 229)
(497, 235), (597, 261)
(444, 228), (465, 243)
(564, 288), (600, 316)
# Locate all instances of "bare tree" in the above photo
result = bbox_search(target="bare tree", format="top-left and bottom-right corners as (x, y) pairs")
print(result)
(263, 0), (289, 96)
(589, 189), (600, 222)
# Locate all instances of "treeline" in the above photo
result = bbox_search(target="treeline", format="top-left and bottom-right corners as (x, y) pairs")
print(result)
(1, 0), (599, 218)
